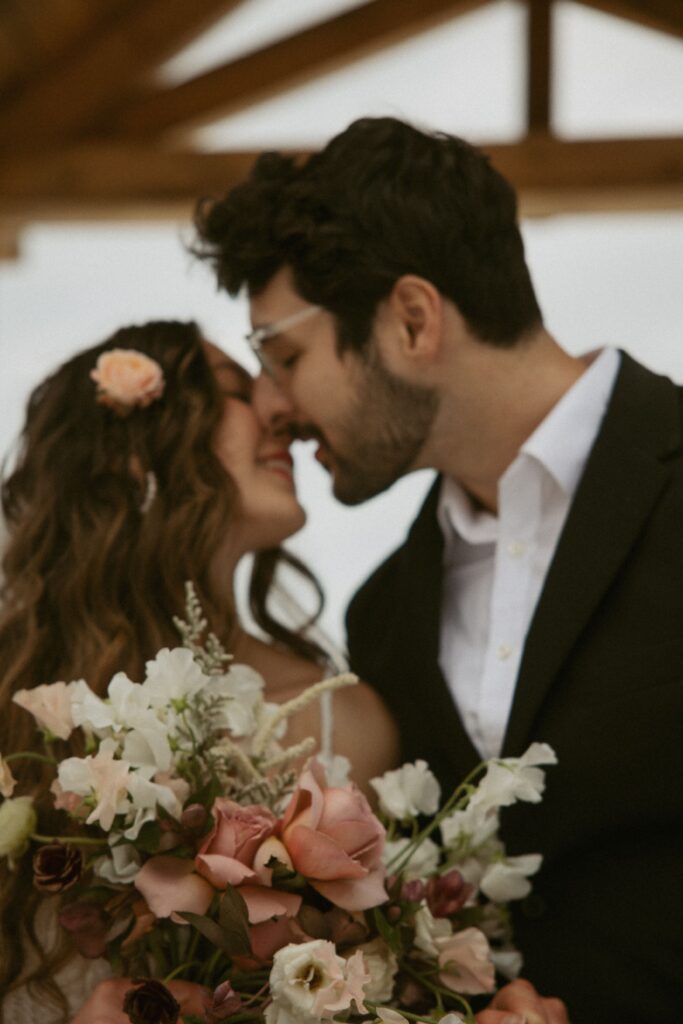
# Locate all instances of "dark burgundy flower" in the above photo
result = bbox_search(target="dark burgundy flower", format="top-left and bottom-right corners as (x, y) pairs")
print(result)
(180, 803), (207, 831)
(426, 869), (471, 918)
(123, 979), (180, 1024)
(58, 901), (108, 958)
(203, 980), (243, 1022)
(401, 878), (426, 902)
(32, 842), (82, 893)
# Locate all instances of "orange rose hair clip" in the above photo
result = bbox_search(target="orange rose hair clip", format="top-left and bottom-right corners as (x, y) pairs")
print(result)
(91, 349), (165, 416)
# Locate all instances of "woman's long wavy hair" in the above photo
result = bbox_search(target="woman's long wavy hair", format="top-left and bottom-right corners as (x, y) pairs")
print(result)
(0, 320), (323, 1016)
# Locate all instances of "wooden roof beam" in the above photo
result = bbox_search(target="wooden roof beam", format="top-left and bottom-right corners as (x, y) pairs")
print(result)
(571, 0), (683, 39)
(102, 0), (492, 141)
(0, 0), (245, 153)
(526, 0), (554, 135)
(0, 136), (681, 220)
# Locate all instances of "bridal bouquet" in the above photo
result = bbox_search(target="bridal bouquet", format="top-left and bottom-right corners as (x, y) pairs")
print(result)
(0, 589), (556, 1024)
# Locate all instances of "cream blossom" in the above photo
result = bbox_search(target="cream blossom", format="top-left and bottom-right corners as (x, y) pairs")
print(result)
(370, 760), (441, 820)
(438, 926), (496, 995)
(0, 796), (37, 864)
(267, 940), (368, 1023)
(476, 744), (558, 811)
(479, 853), (543, 901)
(57, 740), (131, 831)
(94, 841), (142, 884)
(203, 663), (265, 737)
(13, 681), (79, 740)
(0, 754), (17, 798)
(354, 938), (398, 1003)
(90, 349), (164, 410)
(383, 836), (440, 880)
(142, 647), (207, 710)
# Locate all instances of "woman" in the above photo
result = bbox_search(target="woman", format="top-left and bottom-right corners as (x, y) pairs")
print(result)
(0, 320), (399, 1023)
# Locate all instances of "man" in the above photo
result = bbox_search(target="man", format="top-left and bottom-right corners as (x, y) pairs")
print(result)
(194, 117), (682, 1023)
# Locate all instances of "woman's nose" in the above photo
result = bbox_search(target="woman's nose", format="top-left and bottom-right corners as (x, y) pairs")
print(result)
(252, 371), (296, 438)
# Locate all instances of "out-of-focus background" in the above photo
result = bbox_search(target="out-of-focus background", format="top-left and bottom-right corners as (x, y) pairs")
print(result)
(1, 0), (682, 645)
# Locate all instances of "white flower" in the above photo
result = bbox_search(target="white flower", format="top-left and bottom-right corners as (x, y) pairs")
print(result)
(440, 799), (500, 852)
(370, 760), (441, 820)
(70, 678), (117, 735)
(0, 755), (17, 798)
(414, 903), (454, 957)
(477, 743), (557, 811)
(383, 836), (440, 880)
(439, 1016), (466, 1023)
(375, 1011), (411, 1024)
(13, 680), (79, 740)
(122, 771), (183, 839)
(0, 796), (37, 863)
(143, 647), (207, 709)
(480, 853), (542, 901)
(268, 940), (366, 1022)
(203, 663), (265, 737)
(355, 938), (398, 1003)
(57, 740), (131, 831)
(318, 753), (352, 788)
(94, 841), (141, 884)
(491, 948), (523, 980)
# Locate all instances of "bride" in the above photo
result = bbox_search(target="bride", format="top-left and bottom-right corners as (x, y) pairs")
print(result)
(0, 320), (399, 1023)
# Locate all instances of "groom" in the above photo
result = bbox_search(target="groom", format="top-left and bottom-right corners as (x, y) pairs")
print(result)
(195, 117), (683, 1023)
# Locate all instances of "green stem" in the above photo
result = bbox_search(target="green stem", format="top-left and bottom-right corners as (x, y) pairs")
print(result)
(5, 751), (57, 766)
(164, 960), (203, 983)
(400, 961), (475, 1023)
(31, 833), (108, 846)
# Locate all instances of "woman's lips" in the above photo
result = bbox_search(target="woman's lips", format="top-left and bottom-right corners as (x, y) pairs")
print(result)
(259, 450), (295, 482)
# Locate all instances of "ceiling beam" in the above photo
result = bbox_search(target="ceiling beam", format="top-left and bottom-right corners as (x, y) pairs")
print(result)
(526, 0), (554, 135)
(571, 0), (683, 38)
(1, 136), (681, 222)
(0, 0), (245, 152)
(102, 0), (492, 140)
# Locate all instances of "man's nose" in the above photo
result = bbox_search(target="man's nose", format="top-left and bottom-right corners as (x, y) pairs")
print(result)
(252, 371), (296, 437)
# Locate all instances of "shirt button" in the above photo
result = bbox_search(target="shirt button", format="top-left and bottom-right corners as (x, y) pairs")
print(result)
(497, 644), (515, 661)
(507, 541), (526, 558)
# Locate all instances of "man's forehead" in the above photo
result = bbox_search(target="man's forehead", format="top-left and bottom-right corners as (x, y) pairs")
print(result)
(248, 266), (305, 325)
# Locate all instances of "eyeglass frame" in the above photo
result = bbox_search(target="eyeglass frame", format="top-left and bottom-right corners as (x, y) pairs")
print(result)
(245, 305), (322, 379)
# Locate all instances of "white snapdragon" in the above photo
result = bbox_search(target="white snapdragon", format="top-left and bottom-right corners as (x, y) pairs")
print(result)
(370, 760), (441, 820)
(480, 853), (542, 901)
(383, 836), (440, 880)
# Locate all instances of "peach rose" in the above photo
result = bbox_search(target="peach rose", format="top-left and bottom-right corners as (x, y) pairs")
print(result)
(13, 681), (75, 740)
(280, 759), (387, 912)
(195, 799), (301, 925)
(90, 349), (165, 411)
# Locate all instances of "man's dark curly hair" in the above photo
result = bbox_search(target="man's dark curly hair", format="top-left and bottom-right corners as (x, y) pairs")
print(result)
(194, 117), (543, 351)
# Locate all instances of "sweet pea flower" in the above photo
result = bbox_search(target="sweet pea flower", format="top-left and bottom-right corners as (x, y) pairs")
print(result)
(370, 760), (441, 820)
(438, 926), (496, 995)
(382, 836), (440, 880)
(280, 760), (387, 912)
(13, 681), (78, 740)
(202, 664), (265, 737)
(57, 740), (131, 831)
(354, 938), (398, 1003)
(476, 743), (558, 811)
(479, 853), (543, 901)
(142, 647), (207, 709)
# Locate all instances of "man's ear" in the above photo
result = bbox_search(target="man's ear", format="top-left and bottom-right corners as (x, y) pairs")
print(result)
(386, 274), (443, 365)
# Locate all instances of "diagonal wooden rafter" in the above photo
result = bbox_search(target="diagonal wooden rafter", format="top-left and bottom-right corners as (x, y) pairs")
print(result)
(0, 0), (245, 152)
(571, 0), (683, 38)
(98, 0), (492, 141)
(0, 136), (681, 221)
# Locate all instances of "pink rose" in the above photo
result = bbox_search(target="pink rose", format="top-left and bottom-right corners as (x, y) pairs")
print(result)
(135, 855), (213, 923)
(13, 682), (75, 740)
(438, 927), (496, 995)
(280, 759), (387, 912)
(195, 800), (301, 926)
(90, 349), (165, 410)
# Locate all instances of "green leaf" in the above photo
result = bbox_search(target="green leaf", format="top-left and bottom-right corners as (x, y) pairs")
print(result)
(177, 911), (236, 957)
(218, 887), (252, 956)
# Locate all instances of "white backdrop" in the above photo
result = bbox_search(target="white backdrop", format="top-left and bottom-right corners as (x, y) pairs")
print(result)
(1, 0), (682, 646)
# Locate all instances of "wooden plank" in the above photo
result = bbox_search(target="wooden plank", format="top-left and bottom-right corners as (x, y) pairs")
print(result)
(105, 0), (492, 139)
(0, 137), (681, 221)
(0, 0), (244, 150)
(571, 0), (683, 38)
(526, 0), (553, 135)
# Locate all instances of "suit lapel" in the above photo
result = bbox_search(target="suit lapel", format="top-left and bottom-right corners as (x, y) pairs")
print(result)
(395, 478), (483, 776)
(502, 355), (681, 755)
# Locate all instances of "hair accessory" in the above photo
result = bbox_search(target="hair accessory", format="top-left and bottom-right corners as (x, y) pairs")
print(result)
(139, 471), (158, 515)
(91, 349), (165, 416)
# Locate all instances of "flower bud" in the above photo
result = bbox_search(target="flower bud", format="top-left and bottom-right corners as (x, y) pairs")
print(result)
(122, 979), (180, 1024)
(426, 869), (471, 918)
(0, 796), (37, 864)
(180, 803), (207, 831)
(33, 842), (83, 893)
(203, 980), (243, 1021)
(401, 879), (426, 902)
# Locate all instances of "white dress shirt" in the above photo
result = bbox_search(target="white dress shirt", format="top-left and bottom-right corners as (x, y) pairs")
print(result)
(437, 347), (621, 758)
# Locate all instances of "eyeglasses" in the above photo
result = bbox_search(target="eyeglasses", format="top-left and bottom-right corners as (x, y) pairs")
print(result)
(245, 305), (321, 380)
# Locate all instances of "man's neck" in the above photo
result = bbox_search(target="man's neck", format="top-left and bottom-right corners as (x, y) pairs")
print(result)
(425, 330), (588, 513)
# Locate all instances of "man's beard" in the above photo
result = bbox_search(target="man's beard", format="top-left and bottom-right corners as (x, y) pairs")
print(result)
(329, 348), (439, 506)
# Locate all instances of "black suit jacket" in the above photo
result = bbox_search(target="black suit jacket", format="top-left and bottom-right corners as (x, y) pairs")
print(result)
(346, 354), (683, 1023)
